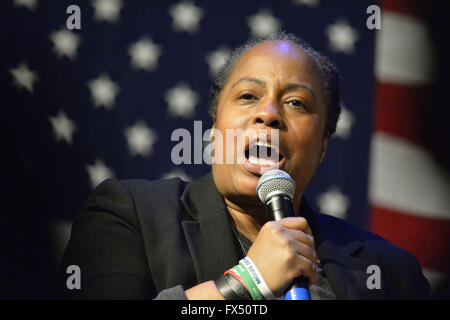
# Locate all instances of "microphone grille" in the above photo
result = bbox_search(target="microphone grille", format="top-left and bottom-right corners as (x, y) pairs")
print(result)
(256, 169), (296, 203)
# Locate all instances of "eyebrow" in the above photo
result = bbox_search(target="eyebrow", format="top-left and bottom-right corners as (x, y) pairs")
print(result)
(230, 77), (265, 89)
(231, 77), (316, 100)
(283, 83), (317, 100)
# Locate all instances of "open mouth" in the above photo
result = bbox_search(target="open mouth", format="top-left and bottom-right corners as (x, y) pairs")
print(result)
(244, 141), (284, 167)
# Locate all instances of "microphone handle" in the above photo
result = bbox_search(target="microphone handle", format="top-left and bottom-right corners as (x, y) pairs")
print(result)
(266, 195), (311, 300)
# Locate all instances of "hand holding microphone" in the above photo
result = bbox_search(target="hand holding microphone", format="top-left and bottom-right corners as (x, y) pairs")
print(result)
(248, 169), (318, 299)
(246, 216), (318, 298)
(215, 169), (318, 300)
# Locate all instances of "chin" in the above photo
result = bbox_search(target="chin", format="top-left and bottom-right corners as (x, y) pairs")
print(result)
(231, 170), (257, 194)
(213, 164), (264, 203)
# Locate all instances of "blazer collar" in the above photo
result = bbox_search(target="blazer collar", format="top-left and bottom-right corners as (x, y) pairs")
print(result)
(180, 173), (239, 283)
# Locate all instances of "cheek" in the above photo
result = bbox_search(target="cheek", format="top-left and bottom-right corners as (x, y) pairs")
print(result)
(289, 116), (324, 151)
(215, 106), (250, 149)
(288, 118), (325, 184)
(216, 101), (247, 128)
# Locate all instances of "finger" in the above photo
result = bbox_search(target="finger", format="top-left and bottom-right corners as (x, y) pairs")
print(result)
(278, 217), (314, 238)
(278, 217), (307, 230)
(293, 255), (319, 285)
(288, 229), (316, 251)
(289, 239), (317, 263)
(303, 222), (313, 238)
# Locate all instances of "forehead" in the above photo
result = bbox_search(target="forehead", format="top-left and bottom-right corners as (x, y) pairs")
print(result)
(229, 40), (319, 82)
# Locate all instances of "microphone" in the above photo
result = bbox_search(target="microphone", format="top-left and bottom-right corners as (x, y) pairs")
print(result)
(256, 169), (311, 300)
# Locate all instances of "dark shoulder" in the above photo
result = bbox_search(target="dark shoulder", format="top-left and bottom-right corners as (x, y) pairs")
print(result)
(109, 176), (186, 195)
(316, 213), (416, 265)
(317, 213), (387, 241)
(91, 176), (188, 206)
(76, 176), (187, 231)
(317, 213), (386, 244)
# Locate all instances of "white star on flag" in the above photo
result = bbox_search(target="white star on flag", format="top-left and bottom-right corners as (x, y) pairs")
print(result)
(292, 0), (320, 8)
(128, 37), (162, 72)
(247, 9), (281, 38)
(205, 47), (231, 77)
(9, 62), (38, 94)
(13, 0), (38, 10)
(91, 0), (123, 23)
(49, 28), (81, 60)
(326, 19), (359, 54)
(48, 110), (77, 145)
(165, 83), (198, 119)
(124, 121), (157, 157)
(335, 104), (355, 140)
(86, 159), (114, 189)
(161, 168), (193, 182)
(169, 1), (204, 34)
(317, 186), (351, 219)
(87, 74), (120, 109)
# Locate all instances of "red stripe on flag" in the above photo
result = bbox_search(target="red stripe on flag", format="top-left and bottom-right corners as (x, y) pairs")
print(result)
(370, 205), (450, 272)
(374, 81), (432, 148)
(381, 0), (425, 18)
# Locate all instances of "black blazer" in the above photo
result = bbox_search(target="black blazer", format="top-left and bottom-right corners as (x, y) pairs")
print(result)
(57, 173), (429, 299)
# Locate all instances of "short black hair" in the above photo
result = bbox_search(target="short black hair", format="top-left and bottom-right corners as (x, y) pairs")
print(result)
(208, 31), (341, 137)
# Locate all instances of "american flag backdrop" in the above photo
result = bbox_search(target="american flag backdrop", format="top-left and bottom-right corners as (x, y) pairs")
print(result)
(1, 0), (448, 299)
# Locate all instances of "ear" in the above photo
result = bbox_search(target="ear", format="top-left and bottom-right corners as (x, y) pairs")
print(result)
(319, 135), (329, 163)
(210, 122), (216, 140)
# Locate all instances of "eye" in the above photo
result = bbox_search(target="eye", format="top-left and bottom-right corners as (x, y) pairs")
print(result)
(239, 93), (256, 100)
(287, 99), (309, 110)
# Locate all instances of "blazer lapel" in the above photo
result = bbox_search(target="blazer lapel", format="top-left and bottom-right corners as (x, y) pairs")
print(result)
(180, 173), (240, 283)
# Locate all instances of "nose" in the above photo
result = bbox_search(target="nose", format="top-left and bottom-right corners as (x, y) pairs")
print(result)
(252, 99), (283, 128)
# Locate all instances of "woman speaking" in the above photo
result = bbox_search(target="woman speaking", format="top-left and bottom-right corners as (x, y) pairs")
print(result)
(57, 32), (429, 300)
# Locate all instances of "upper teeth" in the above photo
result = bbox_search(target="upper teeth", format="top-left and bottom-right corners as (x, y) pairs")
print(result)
(255, 141), (272, 148)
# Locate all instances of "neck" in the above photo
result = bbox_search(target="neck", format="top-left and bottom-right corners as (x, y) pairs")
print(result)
(225, 194), (303, 242)
(224, 198), (267, 242)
